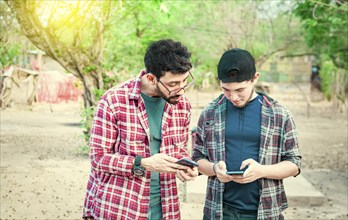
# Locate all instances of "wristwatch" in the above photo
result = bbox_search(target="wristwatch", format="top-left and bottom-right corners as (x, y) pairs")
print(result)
(132, 156), (145, 176)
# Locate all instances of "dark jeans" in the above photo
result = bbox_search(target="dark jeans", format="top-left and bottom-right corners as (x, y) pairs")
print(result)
(203, 204), (257, 220)
(223, 204), (257, 220)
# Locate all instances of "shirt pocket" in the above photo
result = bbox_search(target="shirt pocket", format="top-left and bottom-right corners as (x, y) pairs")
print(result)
(172, 136), (186, 148)
(203, 120), (215, 141)
(119, 130), (148, 157)
(164, 135), (187, 157)
(202, 120), (215, 147)
(204, 120), (215, 130)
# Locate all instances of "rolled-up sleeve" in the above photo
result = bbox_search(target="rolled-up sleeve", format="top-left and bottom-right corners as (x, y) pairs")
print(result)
(192, 111), (208, 162)
(281, 110), (302, 175)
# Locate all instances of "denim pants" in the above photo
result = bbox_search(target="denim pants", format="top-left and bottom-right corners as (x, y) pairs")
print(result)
(147, 202), (162, 220)
(223, 203), (257, 220)
(203, 204), (257, 220)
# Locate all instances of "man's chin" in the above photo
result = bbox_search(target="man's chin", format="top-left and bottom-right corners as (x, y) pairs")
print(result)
(233, 101), (247, 108)
(235, 104), (246, 109)
(167, 96), (181, 105)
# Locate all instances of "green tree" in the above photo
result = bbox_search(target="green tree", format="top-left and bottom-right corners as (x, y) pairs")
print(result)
(103, 1), (176, 76)
(0, 1), (26, 68)
(294, 0), (348, 109)
(4, 0), (331, 150)
(4, 0), (111, 109)
(0, 43), (21, 69)
(294, 0), (347, 69)
(215, 1), (308, 68)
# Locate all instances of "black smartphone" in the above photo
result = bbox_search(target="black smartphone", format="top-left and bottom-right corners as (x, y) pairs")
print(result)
(226, 170), (244, 175)
(176, 158), (199, 168)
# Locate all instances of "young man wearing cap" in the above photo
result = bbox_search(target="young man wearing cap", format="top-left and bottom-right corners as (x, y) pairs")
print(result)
(192, 48), (301, 220)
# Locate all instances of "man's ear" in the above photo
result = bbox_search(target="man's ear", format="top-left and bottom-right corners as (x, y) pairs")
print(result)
(253, 72), (260, 83)
(146, 74), (156, 84)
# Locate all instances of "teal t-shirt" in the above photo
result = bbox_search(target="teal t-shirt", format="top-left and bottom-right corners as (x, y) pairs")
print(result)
(141, 93), (165, 206)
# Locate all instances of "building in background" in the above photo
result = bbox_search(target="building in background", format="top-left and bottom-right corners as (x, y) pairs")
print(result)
(0, 50), (82, 109)
(259, 54), (313, 83)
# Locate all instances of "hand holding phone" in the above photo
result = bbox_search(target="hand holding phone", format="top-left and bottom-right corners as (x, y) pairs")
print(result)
(176, 158), (199, 169)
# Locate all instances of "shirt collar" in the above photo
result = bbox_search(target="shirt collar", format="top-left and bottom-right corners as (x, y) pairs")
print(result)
(129, 69), (147, 100)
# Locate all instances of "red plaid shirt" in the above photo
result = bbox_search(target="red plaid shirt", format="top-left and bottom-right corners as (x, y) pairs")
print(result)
(83, 70), (192, 219)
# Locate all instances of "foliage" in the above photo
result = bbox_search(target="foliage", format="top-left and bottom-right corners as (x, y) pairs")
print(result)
(320, 59), (347, 104)
(102, 1), (222, 81)
(3, 0), (327, 149)
(79, 106), (95, 155)
(3, 0), (309, 90)
(320, 60), (336, 100)
(4, 0), (110, 109)
(103, 1), (171, 73)
(294, 0), (348, 103)
(102, 0), (307, 87)
(0, 42), (21, 68)
(294, 0), (348, 69)
(0, 0), (29, 69)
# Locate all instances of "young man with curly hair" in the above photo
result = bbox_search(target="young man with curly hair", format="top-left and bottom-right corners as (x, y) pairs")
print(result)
(83, 39), (198, 220)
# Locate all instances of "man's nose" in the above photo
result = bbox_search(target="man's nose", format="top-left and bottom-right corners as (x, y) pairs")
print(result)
(176, 87), (185, 95)
(230, 92), (238, 101)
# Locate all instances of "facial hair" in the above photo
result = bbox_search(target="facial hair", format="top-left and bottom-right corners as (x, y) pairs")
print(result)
(155, 84), (181, 105)
(235, 88), (254, 109)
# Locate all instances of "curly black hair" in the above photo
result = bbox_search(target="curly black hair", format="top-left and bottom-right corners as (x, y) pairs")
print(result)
(144, 39), (192, 78)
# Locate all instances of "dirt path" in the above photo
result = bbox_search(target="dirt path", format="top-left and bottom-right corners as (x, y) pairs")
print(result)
(1, 104), (88, 219)
(1, 84), (347, 219)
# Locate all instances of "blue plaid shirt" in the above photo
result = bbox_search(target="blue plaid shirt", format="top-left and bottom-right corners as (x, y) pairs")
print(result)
(192, 93), (301, 220)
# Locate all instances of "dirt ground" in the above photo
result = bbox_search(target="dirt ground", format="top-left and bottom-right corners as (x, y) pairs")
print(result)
(1, 83), (347, 220)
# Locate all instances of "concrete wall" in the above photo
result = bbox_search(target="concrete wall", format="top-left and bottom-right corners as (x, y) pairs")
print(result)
(259, 55), (313, 83)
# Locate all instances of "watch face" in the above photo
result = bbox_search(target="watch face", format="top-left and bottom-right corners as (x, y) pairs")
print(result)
(134, 167), (145, 176)
(133, 156), (145, 176)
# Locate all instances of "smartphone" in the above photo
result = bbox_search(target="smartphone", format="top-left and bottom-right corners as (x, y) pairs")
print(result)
(226, 170), (244, 175)
(176, 158), (199, 168)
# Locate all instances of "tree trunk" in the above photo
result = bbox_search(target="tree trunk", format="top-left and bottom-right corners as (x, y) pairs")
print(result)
(5, 0), (104, 108)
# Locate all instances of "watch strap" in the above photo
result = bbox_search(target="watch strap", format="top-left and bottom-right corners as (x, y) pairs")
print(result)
(134, 155), (142, 167)
(133, 156), (145, 176)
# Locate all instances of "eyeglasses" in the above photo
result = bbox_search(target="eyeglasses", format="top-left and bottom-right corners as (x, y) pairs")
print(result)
(157, 71), (195, 95)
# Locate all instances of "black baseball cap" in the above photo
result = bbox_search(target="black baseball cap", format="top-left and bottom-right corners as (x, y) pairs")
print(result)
(217, 48), (256, 82)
